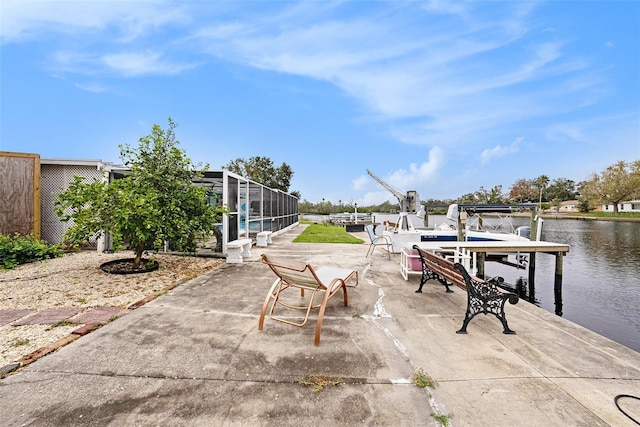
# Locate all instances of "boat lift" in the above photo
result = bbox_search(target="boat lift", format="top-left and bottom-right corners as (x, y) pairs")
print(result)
(366, 169), (420, 232)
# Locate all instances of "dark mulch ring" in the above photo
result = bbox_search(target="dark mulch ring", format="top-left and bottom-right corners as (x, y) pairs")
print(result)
(100, 258), (159, 275)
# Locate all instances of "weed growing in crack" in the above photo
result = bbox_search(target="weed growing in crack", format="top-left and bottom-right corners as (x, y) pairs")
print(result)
(431, 412), (453, 426)
(48, 319), (74, 329)
(299, 372), (344, 392)
(411, 367), (435, 388)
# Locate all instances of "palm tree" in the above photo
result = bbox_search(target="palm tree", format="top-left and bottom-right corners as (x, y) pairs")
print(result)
(534, 175), (550, 208)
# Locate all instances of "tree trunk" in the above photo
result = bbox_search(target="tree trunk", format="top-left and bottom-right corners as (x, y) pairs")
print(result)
(214, 228), (223, 252)
(134, 245), (145, 269)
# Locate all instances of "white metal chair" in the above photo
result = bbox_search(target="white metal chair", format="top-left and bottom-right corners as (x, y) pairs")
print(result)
(365, 224), (393, 259)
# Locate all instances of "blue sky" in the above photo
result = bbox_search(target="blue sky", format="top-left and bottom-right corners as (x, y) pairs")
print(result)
(1, 1), (639, 206)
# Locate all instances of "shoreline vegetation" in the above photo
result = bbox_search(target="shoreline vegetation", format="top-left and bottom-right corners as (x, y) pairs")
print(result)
(508, 212), (640, 222)
(302, 212), (640, 223)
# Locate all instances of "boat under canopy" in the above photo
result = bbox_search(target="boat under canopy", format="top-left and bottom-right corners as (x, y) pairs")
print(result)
(379, 203), (541, 254)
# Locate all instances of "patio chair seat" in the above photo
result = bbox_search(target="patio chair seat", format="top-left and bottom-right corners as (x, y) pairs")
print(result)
(259, 254), (359, 346)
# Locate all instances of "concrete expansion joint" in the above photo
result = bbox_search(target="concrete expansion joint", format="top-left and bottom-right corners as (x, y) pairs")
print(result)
(359, 267), (450, 422)
(19, 369), (421, 387)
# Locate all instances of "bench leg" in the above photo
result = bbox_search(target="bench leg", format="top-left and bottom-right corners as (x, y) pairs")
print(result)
(256, 235), (268, 247)
(415, 268), (453, 293)
(456, 296), (516, 335)
(226, 246), (243, 264)
(241, 244), (252, 258)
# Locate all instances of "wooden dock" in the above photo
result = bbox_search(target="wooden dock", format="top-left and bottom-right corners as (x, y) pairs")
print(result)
(408, 240), (570, 315)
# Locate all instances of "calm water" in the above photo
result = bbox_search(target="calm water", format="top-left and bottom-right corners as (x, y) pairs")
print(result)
(485, 217), (640, 353)
(303, 213), (640, 352)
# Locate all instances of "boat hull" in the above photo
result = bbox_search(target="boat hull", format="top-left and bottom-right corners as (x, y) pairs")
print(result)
(384, 229), (527, 253)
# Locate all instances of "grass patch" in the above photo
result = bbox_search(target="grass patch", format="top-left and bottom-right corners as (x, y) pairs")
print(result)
(293, 223), (364, 244)
(569, 212), (640, 218)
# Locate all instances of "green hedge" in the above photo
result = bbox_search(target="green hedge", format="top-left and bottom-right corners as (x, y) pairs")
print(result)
(0, 234), (63, 270)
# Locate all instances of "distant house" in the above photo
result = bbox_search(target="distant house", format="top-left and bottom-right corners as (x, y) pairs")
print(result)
(602, 200), (640, 212)
(558, 200), (579, 213)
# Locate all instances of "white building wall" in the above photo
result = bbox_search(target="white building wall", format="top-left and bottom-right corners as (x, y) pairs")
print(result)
(602, 200), (640, 212)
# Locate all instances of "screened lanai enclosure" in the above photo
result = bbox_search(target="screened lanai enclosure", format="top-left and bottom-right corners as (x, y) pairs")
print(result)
(32, 157), (298, 256)
(195, 170), (299, 254)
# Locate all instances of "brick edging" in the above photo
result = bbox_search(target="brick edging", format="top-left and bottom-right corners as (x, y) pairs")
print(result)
(1, 277), (191, 379)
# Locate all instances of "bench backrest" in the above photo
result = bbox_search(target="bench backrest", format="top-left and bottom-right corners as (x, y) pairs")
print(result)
(413, 246), (467, 290)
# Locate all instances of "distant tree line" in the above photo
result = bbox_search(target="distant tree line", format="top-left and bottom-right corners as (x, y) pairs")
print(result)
(296, 160), (640, 215)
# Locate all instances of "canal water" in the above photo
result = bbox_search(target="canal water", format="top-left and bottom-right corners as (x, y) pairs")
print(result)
(484, 217), (640, 353)
(303, 213), (640, 352)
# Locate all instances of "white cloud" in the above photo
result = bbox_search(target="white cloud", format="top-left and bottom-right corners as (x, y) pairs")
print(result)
(387, 147), (445, 189)
(480, 137), (522, 165)
(74, 82), (110, 93)
(187, 2), (604, 155)
(1, 0), (194, 77)
(2, 1), (613, 161)
(351, 175), (370, 191)
(359, 190), (394, 206)
(102, 51), (196, 77)
(0, 0), (189, 44)
(356, 147), (445, 204)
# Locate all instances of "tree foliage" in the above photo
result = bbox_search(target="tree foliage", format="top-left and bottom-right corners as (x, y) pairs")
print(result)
(533, 174), (550, 205)
(545, 178), (577, 202)
(458, 186), (505, 204)
(580, 160), (640, 213)
(223, 156), (293, 192)
(509, 178), (536, 203)
(55, 118), (227, 268)
(0, 233), (62, 270)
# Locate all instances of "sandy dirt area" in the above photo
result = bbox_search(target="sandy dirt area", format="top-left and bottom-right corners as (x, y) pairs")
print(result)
(0, 251), (223, 367)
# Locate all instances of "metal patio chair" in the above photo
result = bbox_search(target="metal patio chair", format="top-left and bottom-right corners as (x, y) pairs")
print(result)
(259, 254), (358, 346)
(365, 224), (393, 259)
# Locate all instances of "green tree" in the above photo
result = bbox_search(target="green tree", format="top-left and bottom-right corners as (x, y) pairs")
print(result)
(223, 156), (293, 192)
(581, 160), (640, 213)
(480, 185), (505, 204)
(458, 186), (505, 204)
(55, 118), (227, 268)
(457, 192), (478, 204)
(533, 175), (550, 206)
(509, 178), (536, 203)
(545, 178), (577, 202)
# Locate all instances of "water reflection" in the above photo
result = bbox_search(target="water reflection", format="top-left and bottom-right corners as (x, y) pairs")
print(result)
(483, 218), (640, 352)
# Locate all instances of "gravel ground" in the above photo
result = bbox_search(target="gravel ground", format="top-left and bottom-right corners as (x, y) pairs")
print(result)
(0, 251), (224, 367)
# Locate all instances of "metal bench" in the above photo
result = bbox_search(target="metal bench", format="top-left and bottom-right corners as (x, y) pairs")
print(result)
(412, 245), (519, 334)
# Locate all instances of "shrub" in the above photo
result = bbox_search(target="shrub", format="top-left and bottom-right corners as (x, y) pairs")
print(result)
(0, 233), (63, 270)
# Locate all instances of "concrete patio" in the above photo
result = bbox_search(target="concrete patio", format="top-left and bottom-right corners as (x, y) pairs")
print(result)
(0, 224), (638, 426)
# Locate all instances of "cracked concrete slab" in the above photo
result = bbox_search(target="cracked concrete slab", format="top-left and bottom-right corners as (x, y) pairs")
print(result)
(0, 225), (638, 427)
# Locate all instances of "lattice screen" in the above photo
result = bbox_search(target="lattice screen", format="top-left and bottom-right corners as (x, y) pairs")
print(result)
(40, 164), (105, 245)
